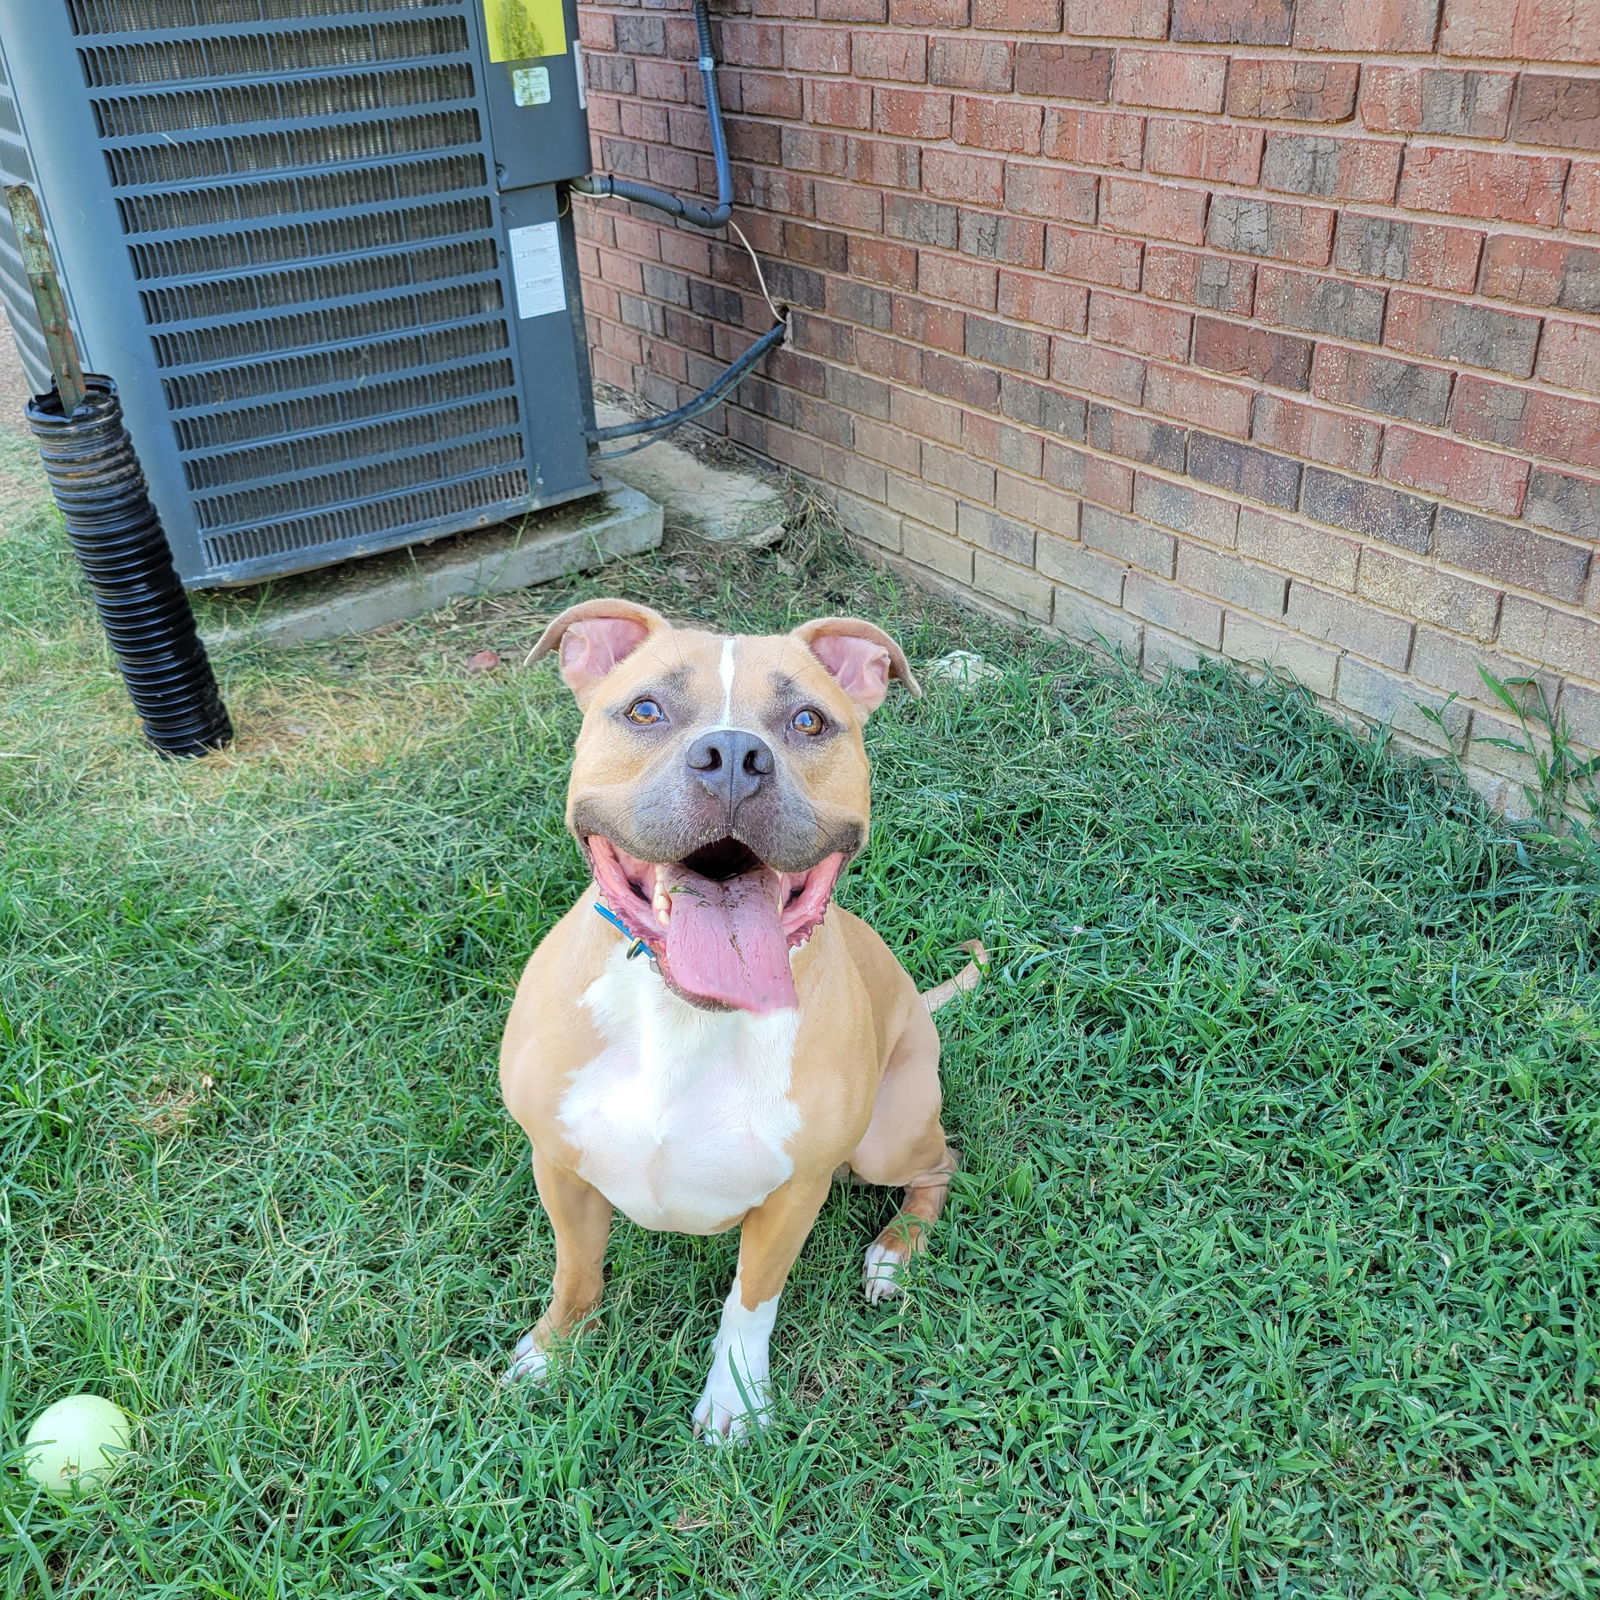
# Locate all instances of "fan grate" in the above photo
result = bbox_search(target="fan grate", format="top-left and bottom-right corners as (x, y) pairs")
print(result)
(200, 468), (532, 568)
(73, 0), (541, 574)
(184, 397), (520, 487)
(105, 109), (479, 186)
(90, 64), (475, 137)
(139, 239), (496, 323)
(115, 152), (486, 232)
(170, 360), (515, 450)
(158, 320), (509, 410)
(70, 0), (453, 31)
(80, 18), (470, 87)
(194, 435), (525, 529)
(0, 54), (47, 390)
(125, 198), (490, 279)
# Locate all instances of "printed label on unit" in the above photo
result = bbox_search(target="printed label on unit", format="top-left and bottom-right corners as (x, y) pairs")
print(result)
(511, 66), (550, 106)
(483, 0), (566, 61)
(508, 222), (567, 320)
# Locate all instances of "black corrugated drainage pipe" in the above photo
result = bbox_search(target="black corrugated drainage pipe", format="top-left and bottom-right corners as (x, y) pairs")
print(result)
(28, 376), (233, 758)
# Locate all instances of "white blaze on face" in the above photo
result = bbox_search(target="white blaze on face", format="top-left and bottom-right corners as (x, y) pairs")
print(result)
(718, 636), (736, 726)
(707, 635), (772, 746)
(693, 1274), (780, 1440)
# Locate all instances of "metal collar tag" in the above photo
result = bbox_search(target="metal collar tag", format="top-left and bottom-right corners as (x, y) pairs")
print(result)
(594, 901), (651, 961)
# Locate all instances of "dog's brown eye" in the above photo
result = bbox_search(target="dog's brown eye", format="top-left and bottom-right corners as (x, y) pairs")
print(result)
(791, 707), (826, 736)
(626, 699), (665, 725)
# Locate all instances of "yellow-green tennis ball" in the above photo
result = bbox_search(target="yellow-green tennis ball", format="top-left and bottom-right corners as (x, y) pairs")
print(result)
(22, 1394), (131, 1496)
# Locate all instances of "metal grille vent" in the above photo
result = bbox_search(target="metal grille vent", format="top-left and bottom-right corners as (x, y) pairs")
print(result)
(125, 198), (489, 278)
(201, 470), (530, 569)
(115, 152), (487, 231)
(139, 239), (497, 323)
(70, 0), (454, 32)
(80, 18), (470, 86)
(160, 321), (509, 410)
(149, 281), (504, 368)
(195, 434), (523, 528)
(91, 65), (475, 138)
(0, 53), (46, 388)
(185, 396), (520, 487)
(105, 109), (480, 185)
(170, 359), (514, 451)
(79, 0), (533, 579)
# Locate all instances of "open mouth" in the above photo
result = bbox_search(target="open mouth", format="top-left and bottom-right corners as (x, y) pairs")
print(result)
(585, 834), (847, 1013)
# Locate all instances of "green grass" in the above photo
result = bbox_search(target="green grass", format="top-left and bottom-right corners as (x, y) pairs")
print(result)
(3, 440), (1599, 1598)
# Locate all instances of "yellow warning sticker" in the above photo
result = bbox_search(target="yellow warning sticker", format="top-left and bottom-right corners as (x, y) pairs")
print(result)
(483, 0), (566, 61)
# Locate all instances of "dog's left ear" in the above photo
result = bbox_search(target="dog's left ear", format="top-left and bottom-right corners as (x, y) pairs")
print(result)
(530, 598), (667, 708)
(791, 617), (921, 716)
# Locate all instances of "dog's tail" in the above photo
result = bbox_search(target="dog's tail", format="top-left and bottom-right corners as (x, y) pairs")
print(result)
(921, 940), (990, 1014)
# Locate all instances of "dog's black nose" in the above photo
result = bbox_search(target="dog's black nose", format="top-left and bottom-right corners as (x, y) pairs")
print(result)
(686, 728), (773, 808)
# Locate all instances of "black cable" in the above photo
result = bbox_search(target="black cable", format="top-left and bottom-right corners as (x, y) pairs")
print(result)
(571, 0), (732, 231)
(576, 0), (781, 458)
(591, 319), (787, 458)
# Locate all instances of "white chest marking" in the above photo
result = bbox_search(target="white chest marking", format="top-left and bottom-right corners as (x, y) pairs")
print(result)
(560, 946), (802, 1234)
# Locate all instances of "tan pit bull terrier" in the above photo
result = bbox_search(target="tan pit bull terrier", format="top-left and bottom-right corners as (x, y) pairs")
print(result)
(499, 598), (982, 1438)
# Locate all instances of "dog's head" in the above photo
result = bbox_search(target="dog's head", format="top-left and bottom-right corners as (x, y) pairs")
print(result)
(530, 598), (919, 1014)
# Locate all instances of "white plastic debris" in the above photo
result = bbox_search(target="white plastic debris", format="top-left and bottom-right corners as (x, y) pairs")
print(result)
(925, 650), (1003, 691)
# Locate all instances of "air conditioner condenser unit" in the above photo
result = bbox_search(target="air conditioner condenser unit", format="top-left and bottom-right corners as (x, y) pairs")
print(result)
(0, 0), (604, 588)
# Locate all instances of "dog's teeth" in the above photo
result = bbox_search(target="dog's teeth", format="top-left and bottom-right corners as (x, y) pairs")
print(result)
(650, 865), (675, 925)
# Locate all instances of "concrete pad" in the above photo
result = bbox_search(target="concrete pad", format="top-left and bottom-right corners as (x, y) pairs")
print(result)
(195, 480), (661, 647)
(594, 402), (786, 547)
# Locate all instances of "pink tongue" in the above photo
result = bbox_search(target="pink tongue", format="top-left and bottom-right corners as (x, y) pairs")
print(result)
(660, 866), (797, 1013)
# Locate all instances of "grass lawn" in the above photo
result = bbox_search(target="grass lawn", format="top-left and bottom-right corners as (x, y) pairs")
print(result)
(3, 432), (1599, 1599)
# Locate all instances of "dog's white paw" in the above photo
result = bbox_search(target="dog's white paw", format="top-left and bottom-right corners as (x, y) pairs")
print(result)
(503, 1330), (552, 1386)
(863, 1242), (907, 1304)
(694, 1278), (779, 1441)
(692, 1367), (772, 1442)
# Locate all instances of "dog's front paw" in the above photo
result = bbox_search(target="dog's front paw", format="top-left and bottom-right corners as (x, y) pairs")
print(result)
(863, 1241), (907, 1304)
(692, 1368), (772, 1442)
(503, 1330), (552, 1386)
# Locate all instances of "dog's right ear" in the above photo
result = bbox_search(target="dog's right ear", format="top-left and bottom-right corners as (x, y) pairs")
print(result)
(528, 598), (667, 708)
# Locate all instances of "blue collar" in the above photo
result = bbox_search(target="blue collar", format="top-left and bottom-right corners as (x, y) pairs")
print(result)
(595, 900), (652, 961)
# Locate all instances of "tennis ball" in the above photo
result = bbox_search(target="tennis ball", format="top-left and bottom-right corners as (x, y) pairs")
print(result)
(22, 1394), (131, 1496)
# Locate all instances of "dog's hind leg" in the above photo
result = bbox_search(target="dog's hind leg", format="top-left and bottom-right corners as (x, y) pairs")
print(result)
(847, 1001), (960, 1305)
(861, 1149), (960, 1306)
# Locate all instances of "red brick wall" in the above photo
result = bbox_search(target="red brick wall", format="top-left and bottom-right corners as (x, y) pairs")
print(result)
(575, 0), (1600, 802)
